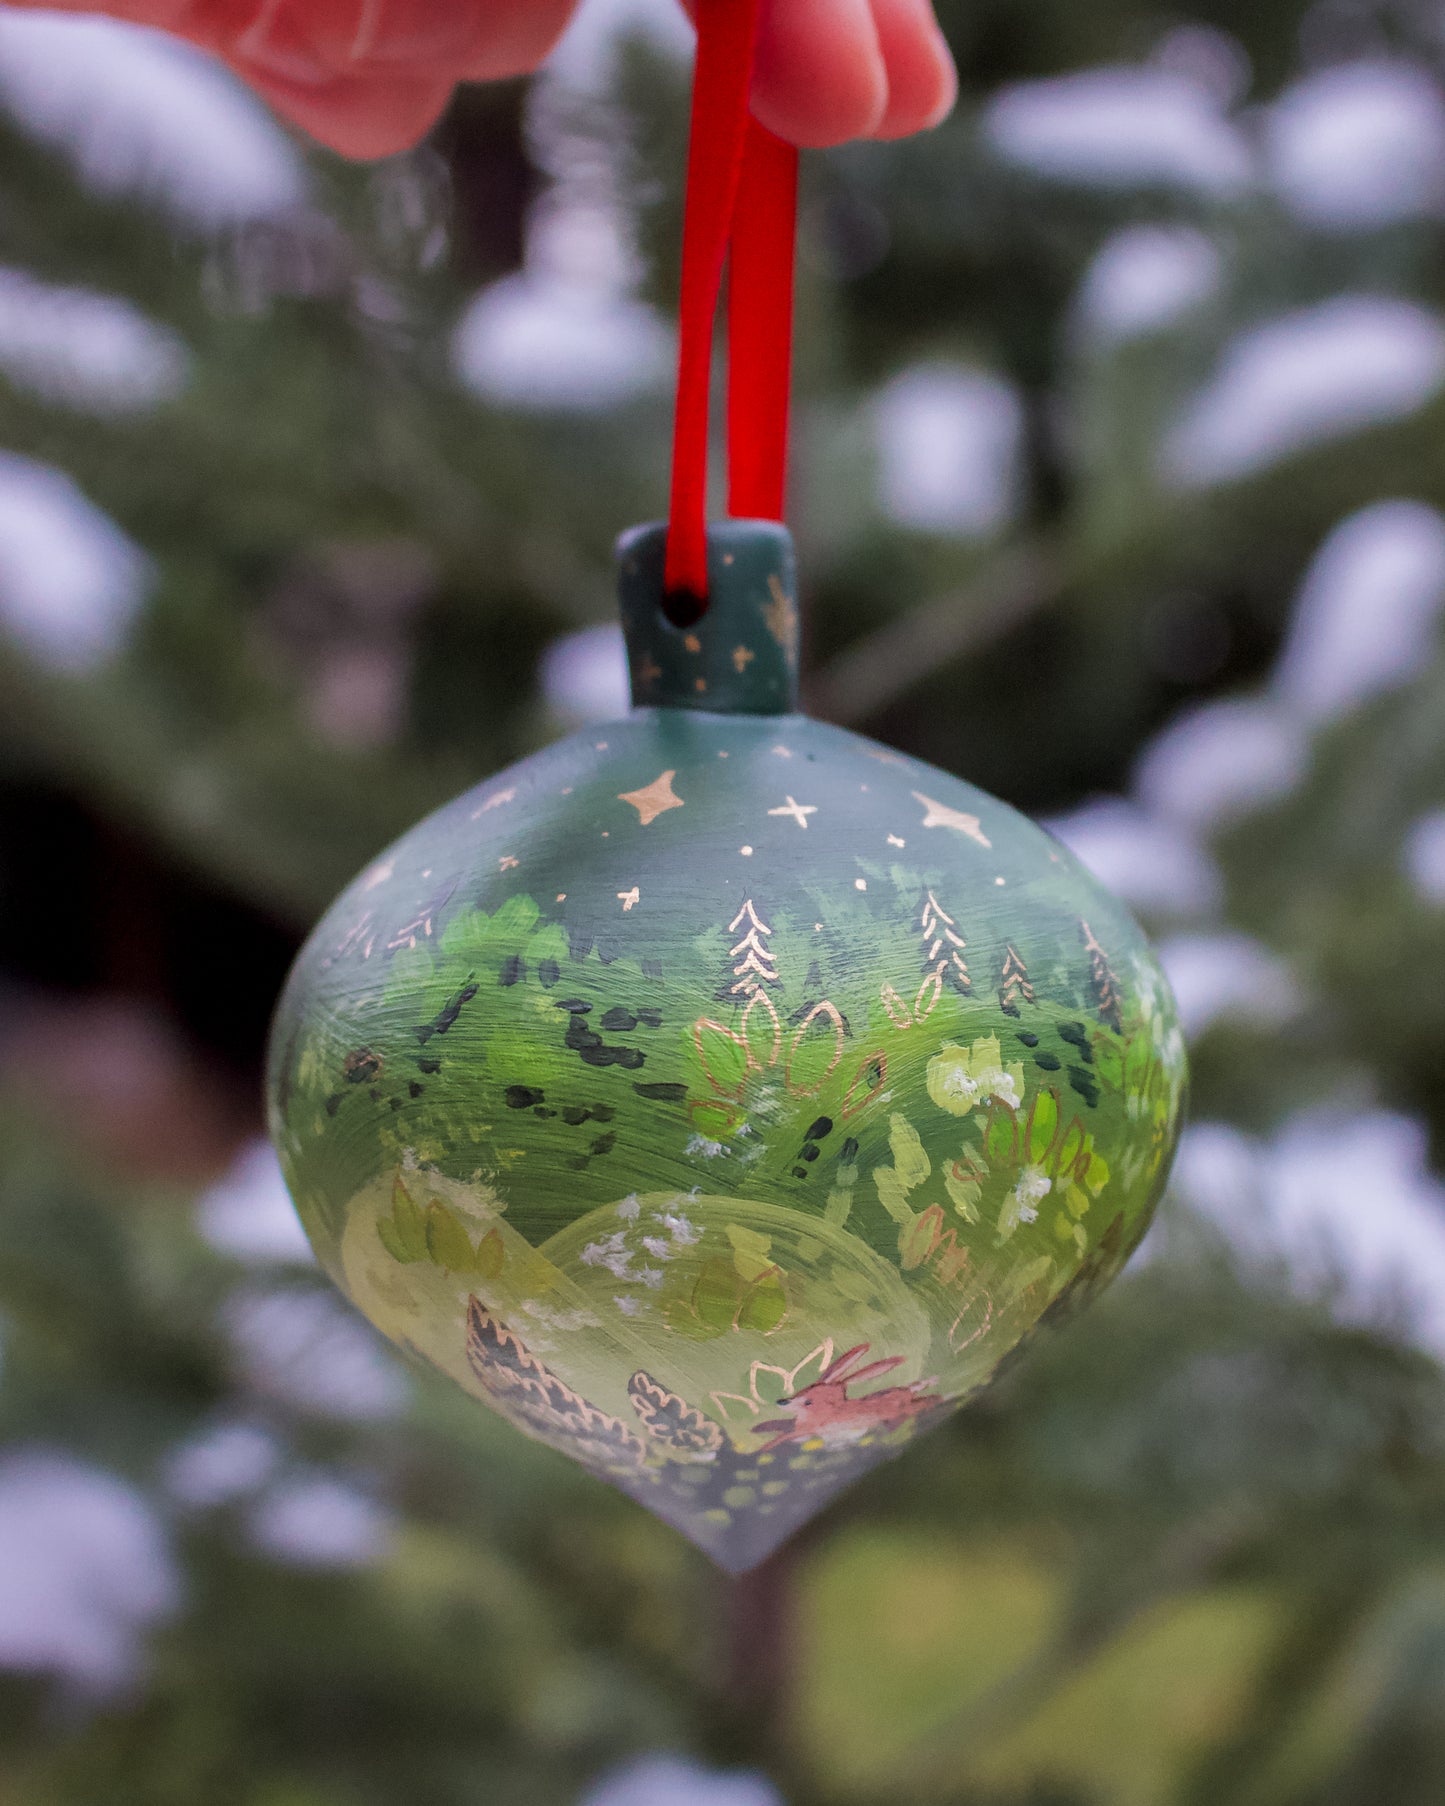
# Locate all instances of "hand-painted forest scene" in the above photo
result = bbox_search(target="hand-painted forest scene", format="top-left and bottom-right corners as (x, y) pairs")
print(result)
(2, 0), (1445, 1801)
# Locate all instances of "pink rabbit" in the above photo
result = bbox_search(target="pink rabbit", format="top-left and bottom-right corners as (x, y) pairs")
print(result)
(753, 1344), (937, 1451)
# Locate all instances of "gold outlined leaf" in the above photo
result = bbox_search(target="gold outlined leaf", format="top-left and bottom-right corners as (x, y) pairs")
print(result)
(786, 1000), (845, 1097)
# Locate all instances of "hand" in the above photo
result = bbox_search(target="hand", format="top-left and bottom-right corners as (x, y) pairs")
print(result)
(9, 0), (956, 158)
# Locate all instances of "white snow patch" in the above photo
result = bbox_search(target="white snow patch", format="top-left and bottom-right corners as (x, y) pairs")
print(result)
(1045, 796), (1221, 916)
(984, 65), (1251, 197)
(1404, 810), (1445, 904)
(453, 189), (669, 411)
(1126, 498), (1445, 850)
(223, 1288), (408, 1421)
(542, 623), (630, 724)
(1073, 224), (1221, 347)
(0, 1450), (179, 1694)
(580, 1755), (784, 1806)
(1157, 931), (1301, 1037)
(0, 451), (149, 671)
(1134, 695), (1309, 831)
(1273, 500), (1445, 722)
(164, 1419), (280, 1509)
(1174, 1112), (1445, 1362)
(1164, 296), (1445, 487)
(872, 363), (1023, 535)
(1265, 61), (1445, 230)
(0, 267), (188, 412)
(457, 47), (674, 414)
(197, 1138), (314, 1265)
(545, 0), (692, 89)
(0, 12), (305, 226)
(248, 1474), (392, 1568)
(453, 269), (670, 410)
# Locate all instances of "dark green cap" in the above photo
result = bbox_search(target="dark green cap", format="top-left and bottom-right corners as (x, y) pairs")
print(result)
(615, 519), (799, 716)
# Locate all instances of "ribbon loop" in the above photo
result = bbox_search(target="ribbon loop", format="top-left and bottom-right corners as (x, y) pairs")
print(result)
(664, 0), (799, 616)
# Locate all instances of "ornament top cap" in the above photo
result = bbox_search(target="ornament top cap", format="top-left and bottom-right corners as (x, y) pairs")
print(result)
(616, 519), (799, 716)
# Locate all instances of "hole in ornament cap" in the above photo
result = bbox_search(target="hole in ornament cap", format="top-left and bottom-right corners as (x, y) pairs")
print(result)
(662, 584), (707, 628)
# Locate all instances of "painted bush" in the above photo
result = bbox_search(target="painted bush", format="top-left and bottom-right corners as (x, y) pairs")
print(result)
(267, 523), (1187, 1569)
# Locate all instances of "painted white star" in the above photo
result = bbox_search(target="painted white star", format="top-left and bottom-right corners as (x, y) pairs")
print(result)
(768, 795), (817, 829)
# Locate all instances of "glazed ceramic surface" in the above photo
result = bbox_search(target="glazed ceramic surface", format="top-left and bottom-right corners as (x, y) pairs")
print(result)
(268, 523), (1187, 1569)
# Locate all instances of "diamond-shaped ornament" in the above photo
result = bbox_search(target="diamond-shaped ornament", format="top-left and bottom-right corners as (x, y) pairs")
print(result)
(267, 522), (1186, 1571)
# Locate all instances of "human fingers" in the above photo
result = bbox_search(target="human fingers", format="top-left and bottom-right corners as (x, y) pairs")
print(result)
(749, 0), (888, 147)
(226, 60), (457, 158)
(714, 0), (956, 148)
(3, 0), (583, 158)
(865, 0), (956, 139)
(212, 0), (579, 83)
(209, 0), (579, 154)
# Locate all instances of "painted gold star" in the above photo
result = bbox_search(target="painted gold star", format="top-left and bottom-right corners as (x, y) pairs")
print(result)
(768, 795), (817, 829)
(499, 854), (520, 871)
(619, 769), (685, 825)
(764, 573), (798, 649)
(618, 886), (640, 911)
(912, 791), (992, 847)
(732, 645), (755, 673)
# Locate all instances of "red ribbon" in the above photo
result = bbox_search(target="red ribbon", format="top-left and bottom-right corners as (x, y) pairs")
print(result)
(664, 0), (799, 613)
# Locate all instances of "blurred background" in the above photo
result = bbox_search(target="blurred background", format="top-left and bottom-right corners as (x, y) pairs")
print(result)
(1, 0), (1445, 1800)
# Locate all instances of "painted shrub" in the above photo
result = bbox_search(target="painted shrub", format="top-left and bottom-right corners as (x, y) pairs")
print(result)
(267, 523), (1187, 1570)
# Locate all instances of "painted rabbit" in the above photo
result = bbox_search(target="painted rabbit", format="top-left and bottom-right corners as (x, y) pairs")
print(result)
(753, 1343), (937, 1451)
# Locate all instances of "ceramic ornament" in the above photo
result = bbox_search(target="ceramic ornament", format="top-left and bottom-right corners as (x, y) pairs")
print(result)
(267, 519), (1188, 1571)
